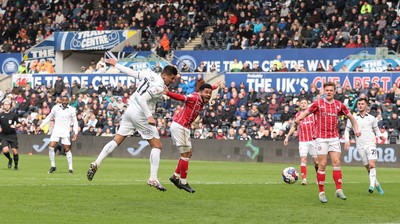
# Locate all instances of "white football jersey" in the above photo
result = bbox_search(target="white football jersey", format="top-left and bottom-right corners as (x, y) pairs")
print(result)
(40, 104), (78, 137)
(128, 71), (164, 115)
(346, 113), (379, 149)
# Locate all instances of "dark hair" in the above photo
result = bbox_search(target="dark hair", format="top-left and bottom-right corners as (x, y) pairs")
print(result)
(323, 81), (335, 89)
(300, 98), (308, 102)
(162, 65), (178, 76)
(357, 97), (368, 104)
(199, 83), (212, 91)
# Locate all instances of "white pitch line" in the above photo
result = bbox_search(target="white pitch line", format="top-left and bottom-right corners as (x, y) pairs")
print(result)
(0, 180), (398, 187)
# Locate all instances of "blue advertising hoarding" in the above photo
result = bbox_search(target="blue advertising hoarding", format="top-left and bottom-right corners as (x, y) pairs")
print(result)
(54, 30), (138, 51)
(173, 48), (376, 72)
(0, 53), (21, 75)
(31, 72), (400, 94)
(32, 73), (134, 89)
(31, 73), (193, 90)
(24, 34), (55, 71)
(222, 72), (400, 93)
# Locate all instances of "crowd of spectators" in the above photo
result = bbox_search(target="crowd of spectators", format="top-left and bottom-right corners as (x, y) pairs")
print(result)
(205, 0), (400, 51)
(1, 0), (400, 55)
(1, 72), (399, 144)
(0, 0), (211, 54)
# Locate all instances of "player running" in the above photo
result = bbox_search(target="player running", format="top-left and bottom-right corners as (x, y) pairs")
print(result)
(344, 97), (384, 195)
(284, 98), (318, 185)
(0, 100), (21, 170)
(87, 59), (177, 192)
(165, 82), (219, 193)
(295, 81), (361, 203)
(37, 96), (79, 174)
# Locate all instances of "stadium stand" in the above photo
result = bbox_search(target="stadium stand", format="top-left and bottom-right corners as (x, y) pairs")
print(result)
(1, 0), (400, 53)
(0, 0), (399, 142)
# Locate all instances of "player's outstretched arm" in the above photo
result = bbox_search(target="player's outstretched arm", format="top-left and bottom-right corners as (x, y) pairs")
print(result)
(38, 107), (55, 132)
(284, 123), (297, 146)
(167, 91), (186, 102)
(106, 58), (141, 79)
(344, 119), (352, 151)
(138, 86), (163, 125)
(346, 113), (361, 137)
(71, 109), (79, 141)
(212, 81), (222, 90)
(372, 117), (384, 140)
(295, 110), (310, 124)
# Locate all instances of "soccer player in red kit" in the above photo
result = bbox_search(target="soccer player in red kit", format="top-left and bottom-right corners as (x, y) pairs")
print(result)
(284, 98), (318, 185)
(295, 82), (361, 203)
(165, 83), (217, 193)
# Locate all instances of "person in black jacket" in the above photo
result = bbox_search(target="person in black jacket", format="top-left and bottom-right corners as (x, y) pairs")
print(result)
(0, 100), (21, 170)
(53, 76), (65, 97)
(97, 82), (107, 95)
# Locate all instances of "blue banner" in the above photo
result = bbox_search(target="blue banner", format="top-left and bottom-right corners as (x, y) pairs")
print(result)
(33, 73), (134, 89)
(31, 72), (193, 90)
(54, 30), (138, 51)
(173, 48), (376, 72)
(0, 53), (22, 75)
(335, 59), (400, 72)
(220, 72), (400, 93)
(24, 34), (55, 71)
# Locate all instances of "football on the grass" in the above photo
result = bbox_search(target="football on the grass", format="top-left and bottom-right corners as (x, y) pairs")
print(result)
(282, 167), (299, 184)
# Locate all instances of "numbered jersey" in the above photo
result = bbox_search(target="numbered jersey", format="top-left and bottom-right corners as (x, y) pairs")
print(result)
(346, 113), (378, 149)
(128, 71), (164, 114)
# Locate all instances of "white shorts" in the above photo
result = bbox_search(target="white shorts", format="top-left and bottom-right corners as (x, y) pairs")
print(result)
(50, 135), (71, 145)
(117, 105), (159, 140)
(315, 138), (341, 155)
(170, 121), (191, 153)
(299, 140), (317, 158)
(357, 147), (378, 165)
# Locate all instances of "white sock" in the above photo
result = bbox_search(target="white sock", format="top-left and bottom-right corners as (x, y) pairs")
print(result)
(66, 151), (73, 170)
(49, 147), (55, 167)
(149, 148), (161, 180)
(180, 178), (187, 185)
(95, 140), (118, 167)
(369, 168), (376, 187)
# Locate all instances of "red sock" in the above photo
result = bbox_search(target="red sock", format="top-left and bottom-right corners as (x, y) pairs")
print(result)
(180, 157), (189, 179)
(174, 159), (181, 176)
(317, 171), (325, 193)
(333, 169), (342, 190)
(300, 165), (307, 179)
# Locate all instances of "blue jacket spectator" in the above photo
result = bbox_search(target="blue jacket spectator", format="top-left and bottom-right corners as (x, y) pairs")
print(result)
(234, 105), (248, 120)
(122, 42), (134, 52)
(236, 93), (247, 109)
(186, 76), (196, 94)
(178, 79), (187, 94)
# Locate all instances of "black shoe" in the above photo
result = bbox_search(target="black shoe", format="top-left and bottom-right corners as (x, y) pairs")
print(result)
(69, 169), (73, 174)
(48, 167), (57, 174)
(178, 181), (196, 193)
(87, 163), (97, 181)
(14, 166), (18, 171)
(169, 175), (182, 189)
(8, 159), (12, 169)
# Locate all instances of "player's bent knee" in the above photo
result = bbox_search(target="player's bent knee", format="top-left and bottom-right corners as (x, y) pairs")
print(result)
(178, 146), (191, 154)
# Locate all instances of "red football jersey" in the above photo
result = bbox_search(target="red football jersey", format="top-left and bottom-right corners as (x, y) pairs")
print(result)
(169, 92), (204, 128)
(308, 98), (350, 139)
(295, 112), (315, 142)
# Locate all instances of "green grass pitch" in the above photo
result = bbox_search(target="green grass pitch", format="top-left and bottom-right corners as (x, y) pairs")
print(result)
(0, 154), (399, 224)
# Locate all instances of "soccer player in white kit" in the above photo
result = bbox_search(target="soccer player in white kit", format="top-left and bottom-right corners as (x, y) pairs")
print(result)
(36, 96), (79, 174)
(86, 58), (177, 192)
(284, 98), (318, 185)
(295, 82), (361, 203)
(344, 97), (384, 195)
